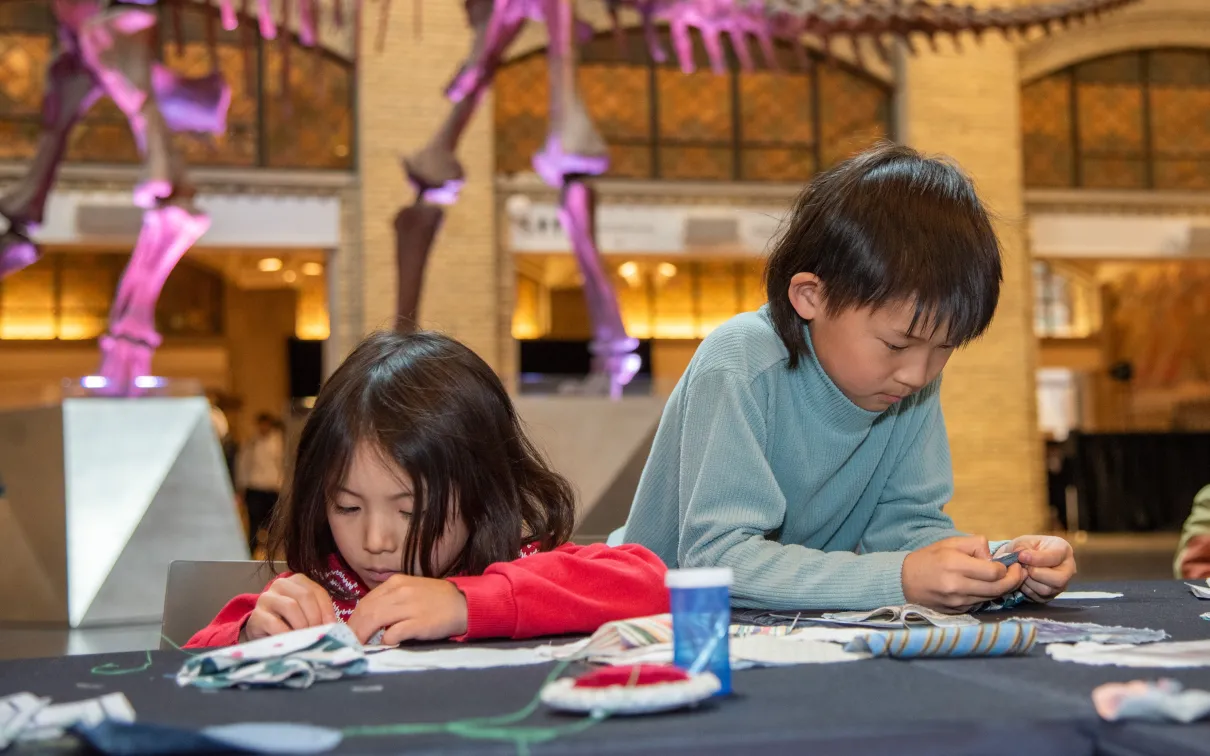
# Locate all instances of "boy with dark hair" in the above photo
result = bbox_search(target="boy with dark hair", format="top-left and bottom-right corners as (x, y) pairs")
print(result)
(620, 144), (1076, 612)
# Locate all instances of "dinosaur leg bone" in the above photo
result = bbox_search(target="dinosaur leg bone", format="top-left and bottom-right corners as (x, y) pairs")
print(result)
(0, 48), (102, 279)
(395, 0), (524, 329)
(97, 199), (210, 395)
(536, 0), (635, 397)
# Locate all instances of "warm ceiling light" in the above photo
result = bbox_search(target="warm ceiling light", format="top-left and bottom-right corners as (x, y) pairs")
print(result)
(657, 262), (678, 278)
(617, 261), (638, 279)
(258, 257), (283, 272)
(282, 270), (298, 283)
(302, 262), (323, 276)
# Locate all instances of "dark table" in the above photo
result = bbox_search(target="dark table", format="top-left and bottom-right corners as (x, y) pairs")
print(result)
(1, 581), (1207, 755)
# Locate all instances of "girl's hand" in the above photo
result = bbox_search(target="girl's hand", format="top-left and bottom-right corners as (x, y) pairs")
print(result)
(243, 574), (337, 641)
(997, 535), (1076, 602)
(347, 576), (469, 645)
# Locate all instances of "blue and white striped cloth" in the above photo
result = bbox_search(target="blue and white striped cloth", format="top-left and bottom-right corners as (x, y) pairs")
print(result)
(845, 620), (1037, 659)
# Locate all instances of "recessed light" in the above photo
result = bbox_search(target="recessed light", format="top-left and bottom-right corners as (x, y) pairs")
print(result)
(258, 257), (283, 272)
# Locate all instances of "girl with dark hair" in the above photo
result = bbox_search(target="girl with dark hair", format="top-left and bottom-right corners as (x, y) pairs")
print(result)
(187, 330), (668, 648)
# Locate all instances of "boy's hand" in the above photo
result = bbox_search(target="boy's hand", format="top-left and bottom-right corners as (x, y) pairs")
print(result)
(347, 575), (469, 645)
(995, 535), (1076, 603)
(902, 536), (1027, 613)
(244, 574), (337, 641)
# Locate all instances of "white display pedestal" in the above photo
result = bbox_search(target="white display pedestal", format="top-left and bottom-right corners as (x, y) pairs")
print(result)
(0, 397), (247, 627)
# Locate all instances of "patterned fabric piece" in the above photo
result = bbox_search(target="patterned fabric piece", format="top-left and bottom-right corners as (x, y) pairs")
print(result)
(318, 545), (543, 623)
(176, 623), (367, 690)
(819, 604), (979, 629)
(1093, 680), (1210, 723)
(1024, 618), (1168, 645)
(844, 620), (1037, 659)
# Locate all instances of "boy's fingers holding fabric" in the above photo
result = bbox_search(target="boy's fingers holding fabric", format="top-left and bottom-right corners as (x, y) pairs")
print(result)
(941, 535), (992, 559)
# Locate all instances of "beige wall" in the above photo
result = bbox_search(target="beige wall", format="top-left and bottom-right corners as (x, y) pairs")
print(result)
(225, 288), (297, 442)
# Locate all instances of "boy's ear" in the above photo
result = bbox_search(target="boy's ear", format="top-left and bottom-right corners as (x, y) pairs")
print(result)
(788, 272), (824, 321)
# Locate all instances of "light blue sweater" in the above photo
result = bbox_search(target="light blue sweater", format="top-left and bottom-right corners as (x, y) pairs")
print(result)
(622, 306), (965, 610)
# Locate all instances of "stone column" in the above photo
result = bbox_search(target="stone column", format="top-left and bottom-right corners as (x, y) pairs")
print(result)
(896, 19), (1048, 536)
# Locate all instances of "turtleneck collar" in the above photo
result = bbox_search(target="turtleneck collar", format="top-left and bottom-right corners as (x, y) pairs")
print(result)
(761, 305), (885, 433)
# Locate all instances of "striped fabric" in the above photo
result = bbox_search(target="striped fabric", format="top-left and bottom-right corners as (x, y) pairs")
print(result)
(575, 614), (800, 658)
(845, 620), (1037, 659)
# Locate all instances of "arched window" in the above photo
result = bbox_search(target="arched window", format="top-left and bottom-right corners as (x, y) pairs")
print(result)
(0, 0), (354, 170)
(495, 30), (892, 182)
(1022, 48), (1210, 190)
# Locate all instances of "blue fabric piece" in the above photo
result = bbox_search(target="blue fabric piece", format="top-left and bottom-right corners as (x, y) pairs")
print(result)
(74, 720), (342, 755)
(845, 620), (1037, 659)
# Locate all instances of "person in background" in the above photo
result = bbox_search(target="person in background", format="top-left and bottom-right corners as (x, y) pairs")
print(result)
(237, 412), (285, 556)
(1176, 485), (1210, 580)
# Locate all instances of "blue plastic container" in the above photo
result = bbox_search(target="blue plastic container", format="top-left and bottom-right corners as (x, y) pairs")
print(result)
(665, 567), (733, 695)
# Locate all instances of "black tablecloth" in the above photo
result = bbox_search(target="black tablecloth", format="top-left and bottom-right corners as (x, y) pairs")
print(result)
(1, 581), (1207, 756)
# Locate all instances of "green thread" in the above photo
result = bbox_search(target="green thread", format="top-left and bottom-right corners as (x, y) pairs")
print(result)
(342, 659), (610, 754)
(89, 634), (202, 676)
(90, 651), (153, 676)
(89, 637), (611, 754)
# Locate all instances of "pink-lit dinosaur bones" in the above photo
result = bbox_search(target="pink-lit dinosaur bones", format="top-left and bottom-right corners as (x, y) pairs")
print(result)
(0, 0), (1137, 396)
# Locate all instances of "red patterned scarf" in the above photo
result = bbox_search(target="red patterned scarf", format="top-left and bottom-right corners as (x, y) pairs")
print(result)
(317, 543), (542, 622)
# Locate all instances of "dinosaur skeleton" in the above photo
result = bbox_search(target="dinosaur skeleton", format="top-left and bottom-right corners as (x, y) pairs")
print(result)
(0, 0), (1137, 396)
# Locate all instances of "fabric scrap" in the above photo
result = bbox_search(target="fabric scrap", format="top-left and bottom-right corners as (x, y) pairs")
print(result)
(177, 623), (367, 690)
(845, 620), (1037, 659)
(1047, 640), (1210, 668)
(1021, 618), (1168, 645)
(1053, 591), (1123, 600)
(74, 720), (342, 755)
(1093, 679), (1210, 723)
(366, 645), (561, 673)
(1188, 579), (1210, 600)
(730, 635), (870, 665)
(1, 692), (134, 748)
(817, 604), (979, 629)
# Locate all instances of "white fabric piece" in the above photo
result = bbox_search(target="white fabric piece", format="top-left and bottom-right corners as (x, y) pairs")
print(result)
(730, 636), (870, 665)
(0, 693), (48, 749)
(1053, 591), (1123, 600)
(367, 645), (568, 674)
(1188, 580), (1210, 600)
(2, 693), (136, 743)
(1047, 640), (1210, 668)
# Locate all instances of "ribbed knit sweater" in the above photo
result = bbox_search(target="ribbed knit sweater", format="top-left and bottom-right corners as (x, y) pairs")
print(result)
(622, 305), (964, 610)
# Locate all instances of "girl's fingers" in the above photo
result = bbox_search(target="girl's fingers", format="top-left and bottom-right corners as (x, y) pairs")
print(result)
(275, 581), (325, 627)
(247, 609), (291, 639)
(260, 593), (310, 630)
(382, 620), (422, 647)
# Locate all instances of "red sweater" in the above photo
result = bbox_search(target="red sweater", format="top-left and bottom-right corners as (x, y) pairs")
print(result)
(184, 542), (669, 648)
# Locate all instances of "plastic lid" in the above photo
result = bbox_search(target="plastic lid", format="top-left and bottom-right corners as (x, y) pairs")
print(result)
(664, 567), (733, 589)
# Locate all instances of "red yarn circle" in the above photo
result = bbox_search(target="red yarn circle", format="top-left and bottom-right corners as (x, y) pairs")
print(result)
(572, 664), (691, 689)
